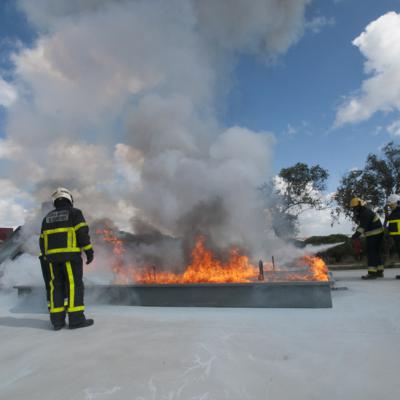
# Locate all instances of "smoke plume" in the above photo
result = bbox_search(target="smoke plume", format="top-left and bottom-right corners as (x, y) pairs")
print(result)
(0, 0), (312, 280)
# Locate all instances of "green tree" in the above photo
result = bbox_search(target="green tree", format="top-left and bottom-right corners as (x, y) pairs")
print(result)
(333, 142), (400, 220)
(261, 162), (329, 237)
(278, 162), (329, 215)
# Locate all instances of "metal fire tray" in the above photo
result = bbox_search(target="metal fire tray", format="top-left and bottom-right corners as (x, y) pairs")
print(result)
(14, 280), (332, 308)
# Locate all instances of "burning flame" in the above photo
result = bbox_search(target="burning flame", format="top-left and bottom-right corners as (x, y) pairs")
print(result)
(95, 228), (129, 284)
(95, 229), (329, 284)
(133, 236), (257, 284)
(301, 255), (329, 281)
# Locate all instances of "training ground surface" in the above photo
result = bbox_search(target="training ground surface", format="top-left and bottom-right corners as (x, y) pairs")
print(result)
(0, 269), (400, 400)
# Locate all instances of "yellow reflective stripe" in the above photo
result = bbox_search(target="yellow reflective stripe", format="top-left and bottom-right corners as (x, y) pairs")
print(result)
(43, 226), (82, 253)
(365, 227), (384, 237)
(70, 229), (77, 250)
(388, 219), (400, 235)
(73, 223), (88, 248)
(368, 267), (377, 273)
(72, 223), (88, 248)
(69, 305), (85, 312)
(50, 307), (65, 313)
(74, 222), (87, 231)
(46, 247), (81, 254)
(66, 261), (75, 310)
(65, 261), (85, 313)
(44, 233), (49, 254)
(49, 263), (65, 313)
(40, 234), (44, 239)
(49, 263), (54, 312)
(67, 229), (72, 250)
(82, 244), (93, 251)
(44, 227), (73, 235)
(43, 227), (75, 254)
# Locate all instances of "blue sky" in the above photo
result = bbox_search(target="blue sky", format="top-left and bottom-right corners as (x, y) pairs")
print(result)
(225, 0), (400, 191)
(0, 0), (34, 133)
(0, 0), (400, 235)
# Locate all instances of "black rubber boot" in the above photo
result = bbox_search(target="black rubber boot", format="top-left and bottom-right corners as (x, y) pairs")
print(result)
(69, 319), (94, 329)
(396, 275), (400, 280)
(376, 270), (384, 278)
(362, 272), (378, 280)
(53, 322), (66, 331)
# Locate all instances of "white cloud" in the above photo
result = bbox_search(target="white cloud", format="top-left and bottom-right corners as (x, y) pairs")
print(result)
(272, 183), (353, 237)
(0, 139), (21, 159)
(305, 16), (335, 34)
(285, 123), (297, 136)
(0, 78), (17, 107)
(0, 179), (30, 227)
(387, 119), (400, 137)
(336, 12), (400, 126)
(273, 177), (350, 237)
(372, 125), (384, 136)
(298, 207), (353, 237)
(283, 121), (313, 137)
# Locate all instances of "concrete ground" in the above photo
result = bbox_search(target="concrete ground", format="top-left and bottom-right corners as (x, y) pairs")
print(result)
(328, 261), (400, 270)
(0, 268), (399, 400)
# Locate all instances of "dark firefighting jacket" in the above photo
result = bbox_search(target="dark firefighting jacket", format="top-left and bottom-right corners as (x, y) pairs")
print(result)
(387, 207), (400, 236)
(353, 207), (384, 239)
(39, 203), (92, 263)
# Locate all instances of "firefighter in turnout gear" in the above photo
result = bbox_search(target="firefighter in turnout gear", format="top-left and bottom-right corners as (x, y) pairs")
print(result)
(350, 198), (384, 279)
(385, 194), (400, 279)
(39, 188), (94, 330)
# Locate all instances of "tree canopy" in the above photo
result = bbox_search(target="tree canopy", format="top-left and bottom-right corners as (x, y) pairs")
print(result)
(261, 162), (329, 237)
(333, 142), (400, 220)
(278, 162), (329, 215)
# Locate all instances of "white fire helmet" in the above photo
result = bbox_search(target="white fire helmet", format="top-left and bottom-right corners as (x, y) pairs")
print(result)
(51, 187), (74, 205)
(387, 194), (400, 209)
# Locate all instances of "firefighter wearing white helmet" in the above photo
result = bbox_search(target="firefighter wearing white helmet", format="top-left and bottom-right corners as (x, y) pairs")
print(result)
(39, 187), (94, 330)
(385, 194), (400, 279)
(52, 187), (74, 205)
(349, 197), (384, 279)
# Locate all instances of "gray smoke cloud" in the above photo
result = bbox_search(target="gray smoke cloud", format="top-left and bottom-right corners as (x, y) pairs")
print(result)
(0, 0), (312, 281)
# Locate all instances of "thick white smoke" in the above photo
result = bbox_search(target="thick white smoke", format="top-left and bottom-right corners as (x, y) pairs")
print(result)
(0, 0), (312, 280)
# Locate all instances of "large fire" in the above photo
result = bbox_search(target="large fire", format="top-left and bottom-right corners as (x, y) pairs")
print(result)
(95, 229), (329, 284)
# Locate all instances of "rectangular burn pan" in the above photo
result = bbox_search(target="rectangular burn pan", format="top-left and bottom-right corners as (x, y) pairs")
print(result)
(14, 281), (332, 308)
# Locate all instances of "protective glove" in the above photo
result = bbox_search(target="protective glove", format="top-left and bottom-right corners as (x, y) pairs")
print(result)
(85, 249), (94, 265)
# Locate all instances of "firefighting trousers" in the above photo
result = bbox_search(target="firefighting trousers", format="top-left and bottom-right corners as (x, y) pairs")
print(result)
(39, 258), (50, 309)
(48, 259), (86, 326)
(393, 237), (400, 260)
(366, 234), (384, 273)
